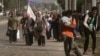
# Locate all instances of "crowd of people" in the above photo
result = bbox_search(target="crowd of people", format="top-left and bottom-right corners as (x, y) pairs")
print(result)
(6, 6), (99, 56)
(6, 10), (62, 46)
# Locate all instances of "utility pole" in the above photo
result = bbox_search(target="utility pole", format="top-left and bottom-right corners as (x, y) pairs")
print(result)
(65, 0), (68, 10)
(2, 0), (4, 13)
(18, 0), (20, 11)
(92, 0), (96, 7)
(46, 0), (48, 9)
(68, 0), (71, 10)
(73, 0), (77, 10)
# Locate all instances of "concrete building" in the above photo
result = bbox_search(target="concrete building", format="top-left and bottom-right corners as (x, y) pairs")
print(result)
(82, 0), (100, 15)
(97, 0), (100, 15)
(35, 0), (56, 4)
(65, 0), (77, 10)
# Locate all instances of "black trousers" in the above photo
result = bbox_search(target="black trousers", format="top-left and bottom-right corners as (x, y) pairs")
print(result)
(52, 27), (59, 40)
(38, 35), (45, 46)
(64, 36), (72, 56)
(84, 28), (96, 52)
(78, 25), (85, 37)
(25, 31), (33, 46)
(46, 29), (51, 39)
(9, 30), (17, 43)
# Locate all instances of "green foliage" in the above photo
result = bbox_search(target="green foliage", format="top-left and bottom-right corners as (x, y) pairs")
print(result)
(0, 6), (2, 12)
(0, 0), (27, 11)
(1, 0), (83, 12)
(57, 0), (65, 10)
(57, 0), (83, 11)
(77, 0), (83, 12)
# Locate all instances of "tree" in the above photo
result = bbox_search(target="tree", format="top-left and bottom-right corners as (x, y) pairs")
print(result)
(77, 0), (83, 13)
(57, 0), (65, 10)
(57, 0), (83, 12)
(0, 6), (2, 12)
(0, 0), (27, 11)
(0, 0), (3, 12)
(3, 0), (9, 10)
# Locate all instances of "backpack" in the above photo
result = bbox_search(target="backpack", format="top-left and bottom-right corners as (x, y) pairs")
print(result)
(36, 17), (44, 32)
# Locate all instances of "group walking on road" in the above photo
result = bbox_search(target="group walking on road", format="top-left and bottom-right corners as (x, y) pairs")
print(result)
(5, 6), (99, 56)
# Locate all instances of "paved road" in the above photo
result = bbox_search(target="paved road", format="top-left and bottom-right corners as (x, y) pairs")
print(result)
(0, 20), (77, 56)
(1, 15), (100, 56)
(1, 18), (98, 56)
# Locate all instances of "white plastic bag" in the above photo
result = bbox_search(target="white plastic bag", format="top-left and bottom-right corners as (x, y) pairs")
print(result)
(17, 29), (20, 39)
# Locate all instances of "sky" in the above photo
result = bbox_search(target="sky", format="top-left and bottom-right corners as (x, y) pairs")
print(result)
(31, 0), (57, 3)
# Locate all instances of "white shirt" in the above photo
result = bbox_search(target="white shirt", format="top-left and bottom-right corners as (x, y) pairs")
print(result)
(61, 16), (72, 25)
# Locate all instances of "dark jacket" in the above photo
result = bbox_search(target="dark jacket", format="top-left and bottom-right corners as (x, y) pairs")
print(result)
(83, 13), (98, 31)
(20, 17), (35, 34)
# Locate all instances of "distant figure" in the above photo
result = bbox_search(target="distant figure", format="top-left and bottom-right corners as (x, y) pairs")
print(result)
(52, 13), (60, 41)
(46, 13), (52, 40)
(83, 7), (98, 54)
(7, 10), (19, 43)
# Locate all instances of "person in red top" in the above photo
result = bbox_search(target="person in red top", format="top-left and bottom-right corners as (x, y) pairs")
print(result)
(61, 10), (76, 56)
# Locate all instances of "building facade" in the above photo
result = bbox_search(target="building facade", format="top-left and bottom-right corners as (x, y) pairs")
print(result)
(97, 0), (100, 15)
(65, 0), (77, 10)
(65, 0), (100, 15)
(83, 0), (100, 15)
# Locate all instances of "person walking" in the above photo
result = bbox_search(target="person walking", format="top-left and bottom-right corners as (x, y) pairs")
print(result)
(52, 13), (60, 41)
(20, 11), (35, 46)
(46, 13), (52, 40)
(7, 10), (19, 43)
(61, 10), (76, 56)
(83, 7), (98, 54)
(36, 11), (46, 46)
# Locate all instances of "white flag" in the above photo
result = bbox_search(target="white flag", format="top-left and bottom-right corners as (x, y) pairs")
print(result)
(17, 29), (20, 39)
(27, 4), (36, 21)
